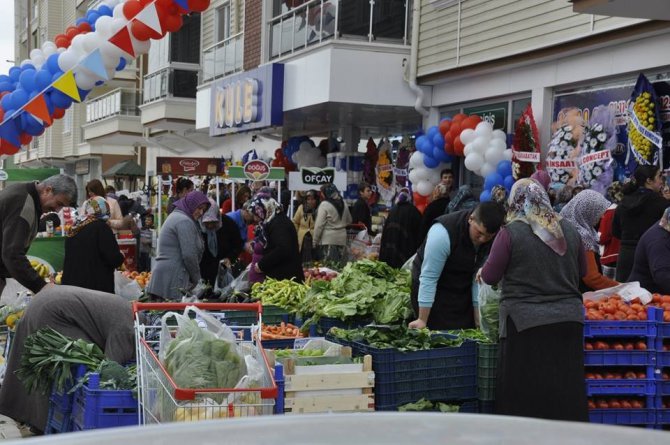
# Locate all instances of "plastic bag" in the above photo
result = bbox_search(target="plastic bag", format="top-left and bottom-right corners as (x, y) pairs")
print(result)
(220, 265), (251, 301)
(215, 262), (234, 292)
(478, 283), (502, 341)
(583, 281), (652, 305)
(349, 229), (371, 261)
(114, 271), (142, 301)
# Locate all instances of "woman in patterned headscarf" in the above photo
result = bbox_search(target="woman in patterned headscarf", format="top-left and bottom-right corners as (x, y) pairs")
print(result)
(480, 178), (588, 422)
(62, 197), (124, 293)
(628, 206), (670, 294)
(560, 190), (618, 292)
(314, 184), (352, 266)
(251, 196), (303, 283)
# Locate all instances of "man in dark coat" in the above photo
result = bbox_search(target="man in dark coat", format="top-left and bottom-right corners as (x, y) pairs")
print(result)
(0, 174), (77, 295)
(628, 207), (670, 294)
(0, 286), (135, 433)
(351, 182), (373, 233)
(379, 191), (423, 268)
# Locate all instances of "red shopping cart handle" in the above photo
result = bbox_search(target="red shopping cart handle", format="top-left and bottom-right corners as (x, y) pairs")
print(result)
(132, 301), (262, 314)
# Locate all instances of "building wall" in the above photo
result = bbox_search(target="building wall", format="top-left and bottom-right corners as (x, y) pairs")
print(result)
(417, 0), (647, 78)
(243, 0), (261, 70)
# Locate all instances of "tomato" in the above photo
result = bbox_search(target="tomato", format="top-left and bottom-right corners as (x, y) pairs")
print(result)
(630, 297), (642, 305)
(636, 372), (646, 379)
(595, 341), (610, 350)
(621, 400), (632, 409)
(630, 303), (643, 312)
(587, 400), (596, 409)
(609, 401), (622, 409)
(662, 295), (670, 304)
(624, 342), (635, 350)
(612, 372), (623, 379)
(584, 300), (597, 309)
(664, 311), (670, 322)
(610, 294), (622, 301)
(631, 400), (643, 409)
(605, 372), (615, 379)
(597, 400), (609, 409)
(585, 342), (594, 350)
(626, 314), (639, 321)
(652, 294), (662, 304)
(663, 373), (670, 380)
(613, 343), (624, 350)
(585, 372), (595, 379)
(624, 371), (637, 379)
(594, 373), (603, 379)
(635, 341), (647, 350)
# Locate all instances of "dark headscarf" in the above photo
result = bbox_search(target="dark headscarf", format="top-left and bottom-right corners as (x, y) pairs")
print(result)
(173, 191), (210, 220)
(321, 184), (345, 217)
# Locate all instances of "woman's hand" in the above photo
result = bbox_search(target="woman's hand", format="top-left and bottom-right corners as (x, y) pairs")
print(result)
(253, 263), (262, 274)
(408, 319), (426, 329)
(475, 267), (483, 284)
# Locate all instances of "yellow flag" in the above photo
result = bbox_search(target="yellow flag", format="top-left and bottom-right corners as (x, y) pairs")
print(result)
(52, 71), (81, 103)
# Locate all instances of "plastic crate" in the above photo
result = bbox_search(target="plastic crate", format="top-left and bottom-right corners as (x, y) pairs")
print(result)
(477, 343), (498, 401)
(584, 351), (656, 366)
(261, 338), (297, 350)
(324, 332), (351, 349)
(589, 409), (657, 425)
(658, 323), (670, 338)
(658, 409), (670, 424)
(657, 352), (670, 367)
(658, 379), (670, 396)
(45, 407), (71, 434)
(70, 373), (138, 430)
(583, 307), (659, 337)
(479, 400), (495, 414)
(215, 305), (294, 326)
(352, 339), (477, 410)
(316, 316), (371, 336)
(585, 379), (657, 396)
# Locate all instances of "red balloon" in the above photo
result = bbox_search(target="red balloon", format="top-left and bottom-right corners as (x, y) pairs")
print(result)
(0, 108), (4, 122)
(438, 119), (451, 136)
(55, 35), (70, 48)
(163, 13), (183, 33)
(52, 108), (66, 119)
(444, 130), (454, 146)
(188, 0), (211, 12)
(123, 0), (144, 20)
(139, 0), (154, 5)
(65, 26), (79, 40)
(156, 0), (180, 14)
(444, 141), (455, 156)
(461, 115), (482, 131)
(453, 136), (465, 156)
(451, 113), (467, 123)
(77, 22), (92, 33)
(449, 121), (462, 137)
(0, 140), (20, 155)
(19, 133), (32, 146)
(130, 20), (160, 41)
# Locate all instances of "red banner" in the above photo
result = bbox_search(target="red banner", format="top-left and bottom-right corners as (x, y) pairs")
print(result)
(156, 157), (224, 175)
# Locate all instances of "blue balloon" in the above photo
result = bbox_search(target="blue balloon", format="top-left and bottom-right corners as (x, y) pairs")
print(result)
(0, 75), (9, 83)
(21, 112), (43, 132)
(20, 64), (35, 72)
(43, 93), (54, 115)
(423, 155), (439, 169)
(49, 90), (72, 109)
(78, 88), (90, 101)
(115, 58), (127, 71)
(432, 132), (445, 150)
(504, 175), (515, 191)
(51, 71), (64, 85)
(35, 69), (52, 90)
(426, 125), (439, 140)
(415, 135), (430, 154)
(479, 190), (492, 202)
(497, 160), (513, 178)
(98, 5), (113, 16)
(1, 94), (13, 111)
(0, 81), (13, 92)
(46, 54), (61, 74)
(484, 172), (504, 191)
(86, 11), (101, 25)
(19, 70), (37, 92)
(11, 89), (29, 108)
(8, 67), (21, 82)
(432, 146), (452, 163)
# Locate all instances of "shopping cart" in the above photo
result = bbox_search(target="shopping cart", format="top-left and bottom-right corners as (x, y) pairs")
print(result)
(133, 302), (278, 425)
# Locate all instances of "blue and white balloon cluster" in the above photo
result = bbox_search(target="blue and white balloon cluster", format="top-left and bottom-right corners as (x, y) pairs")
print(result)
(414, 125), (454, 169)
(479, 160), (515, 202)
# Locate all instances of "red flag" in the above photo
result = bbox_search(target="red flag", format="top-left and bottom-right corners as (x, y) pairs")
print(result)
(24, 94), (53, 126)
(109, 26), (135, 58)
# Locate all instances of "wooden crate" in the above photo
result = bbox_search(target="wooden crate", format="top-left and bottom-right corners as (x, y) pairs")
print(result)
(282, 351), (375, 414)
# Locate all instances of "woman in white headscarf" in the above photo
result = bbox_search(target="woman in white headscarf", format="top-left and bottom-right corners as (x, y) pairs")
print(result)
(198, 198), (244, 287)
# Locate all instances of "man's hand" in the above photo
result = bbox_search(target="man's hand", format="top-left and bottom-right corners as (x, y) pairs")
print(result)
(475, 267), (483, 284)
(408, 319), (426, 329)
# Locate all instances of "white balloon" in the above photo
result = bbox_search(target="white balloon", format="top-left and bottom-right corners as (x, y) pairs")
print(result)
(485, 145), (505, 166)
(492, 129), (507, 141)
(416, 180), (434, 197)
(95, 16), (115, 38)
(70, 34), (86, 52)
(75, 71), (96, 90)
(99, 42), (122, 68)
(489, 138), (507, 152)
(474, 121), (494, 138)
(41, 42), (57, 56)
(112, 3), (125, 19)
(57, 50), (79, 72)
(82, 33), (100, 54)
(472, 136), (490, 155)
(427, 169), (441, 185)
(132, 38), (151, 56)
(409, 151), (425, 169)
(415, 167), (431, 183)
(460, 128), (476, 145)
(57, 47), (66, 54)
(464, 153), (484, 172)
(20, 59), (32, 67)
(408, 169), (420, 184)
(503, 149), (514, 161)
(29, 49), (43, 60)
(480, 162), (495, 178)
(31, 55), (45, 69)
(463, 143), (474, 157)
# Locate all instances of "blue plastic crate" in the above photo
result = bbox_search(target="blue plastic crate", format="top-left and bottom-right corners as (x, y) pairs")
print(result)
(658, 379), (670, 396)
(70, 374), (138, 430)
(657, 352), (670, 367)
(658, 409), (670, 424)
(585, 379), (657, 396)
(589, 409), (656, 425)
(658, 323), (670, 338)
(316, 316), (371, 335)
(323, 332), (351, 349)
(261, 338), (297, 350)
(273, 364), (285, 414)
(45, 407), (71, 435)
(584, 350), (656, 366)
(479, 400), (495, 414)
(584, 307), (658, 337)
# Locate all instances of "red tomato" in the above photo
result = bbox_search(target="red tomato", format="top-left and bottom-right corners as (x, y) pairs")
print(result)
(595, 341), (610, 350)
(637, 372), (646, 379)
(597, 400), (609, 409)
(613, 343), (624, 350)
(624, 371), (637, 379)
(624, 343), (635, 350)
(588, 400), (596, 409)
(621, 400), (632, 409)
(585, 372), (595, 379)
(609, 401), (622, 409)
(585, 342), (594, 350)
(631, 400), (643, 409)
(635, 341), (647, 350)
(662, 373), (669, 380)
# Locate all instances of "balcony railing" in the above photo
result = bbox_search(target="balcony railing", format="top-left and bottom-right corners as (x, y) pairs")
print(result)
(201, 32), (244, 84)
(143, 66), (199, 104)
(85, 88), (140, 124)
(269, 0), (411, 60)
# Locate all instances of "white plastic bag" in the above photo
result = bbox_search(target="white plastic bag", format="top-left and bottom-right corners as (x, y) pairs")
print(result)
(478, 283), (502, 341)
(114, 271), (143, 301)
(583, 281), (652, 305)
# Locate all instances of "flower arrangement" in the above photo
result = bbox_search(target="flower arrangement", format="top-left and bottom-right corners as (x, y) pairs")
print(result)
(547, 124), (580, 186)
(627, 73), (662, 167)
(511, 104), (540, 180)
(578, 105), (615, 194)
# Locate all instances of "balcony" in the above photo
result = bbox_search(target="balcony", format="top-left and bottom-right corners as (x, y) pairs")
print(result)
(201, 32), (244, 84)
(571, 0), (670, 20)
(140, 66), (198, 131)
(82, 88), (144, 145)
(269, 0), (410, 60)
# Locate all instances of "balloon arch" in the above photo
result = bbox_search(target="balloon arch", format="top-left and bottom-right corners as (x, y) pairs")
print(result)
(0, 0), (211, 154)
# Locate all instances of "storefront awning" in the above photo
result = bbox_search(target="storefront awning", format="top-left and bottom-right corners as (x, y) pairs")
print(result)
(1, 168), (61, 182)
(102, 160), (145, 177)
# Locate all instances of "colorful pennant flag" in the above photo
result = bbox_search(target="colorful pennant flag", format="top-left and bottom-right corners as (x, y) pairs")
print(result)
(52, 70), (82, 103)
(24, 94), (53, 126)
(173, 0), (190, 10)
(79, 49), (109, 81)
(0, 117), (21, 148)
(134, 3), (163, 35)
(109, 26), (136, 58)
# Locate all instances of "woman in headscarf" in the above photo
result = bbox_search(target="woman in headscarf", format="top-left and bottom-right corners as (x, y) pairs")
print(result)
(293, 189), (320, 264)
(379, 190), (423, 269)
(553, 185), (574, 213)
(446, 184), (478, 214)
(147, 191), (210, 300)
(560, 189), (618, 292)
(530, 170), (551, 191)
(247, 197), (269, 285)
(419, 183), (450, 244)
(628, 207), (670, 294)
(314, 184), (352, 266)
(599, 182), (623, 278)
(62, 197), (124, 293)
(199, 198), (244, 287)
(479, 178), (588, 422)
(251, 196), (303, 282)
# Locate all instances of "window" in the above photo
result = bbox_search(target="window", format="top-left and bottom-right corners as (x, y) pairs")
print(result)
(170, 13), (200, 64)
(63, 109), (72, 135)
(216, 3), (231, 43)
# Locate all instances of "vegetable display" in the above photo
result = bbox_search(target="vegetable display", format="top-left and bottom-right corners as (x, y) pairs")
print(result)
(260, 323), (305, 340)
(398, 398), (460, 413)
(251, 278), (308, 315)
(328, 325), (481, 352)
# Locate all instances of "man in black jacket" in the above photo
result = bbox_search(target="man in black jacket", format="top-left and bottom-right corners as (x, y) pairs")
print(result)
(0, 174), (77, 295)
(351, 182), (372, 233)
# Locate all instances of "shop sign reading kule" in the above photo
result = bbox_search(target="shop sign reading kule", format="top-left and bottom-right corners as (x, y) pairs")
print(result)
(301, 167), (335, 185)
(214, 78), (260, 129)
(244, 159), (271, 181)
